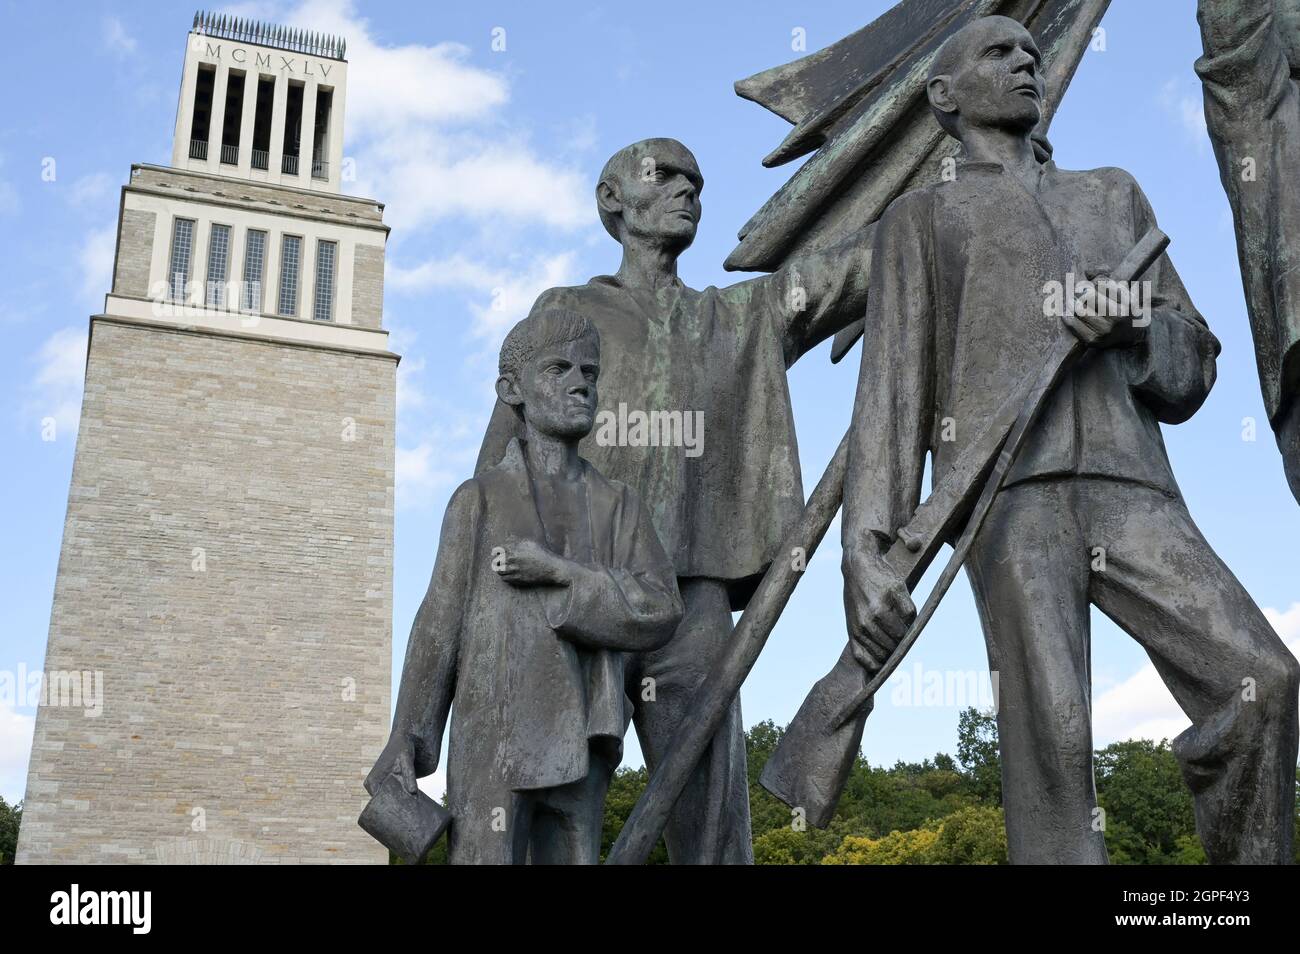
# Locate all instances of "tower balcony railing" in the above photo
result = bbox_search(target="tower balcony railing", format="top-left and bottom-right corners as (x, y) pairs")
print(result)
(311, 157), (329, 180)
(220, 143), (239, 165)
(189, 139), (208, 160)
(251, 148), (269, 171)
(281, 154), (299, 175)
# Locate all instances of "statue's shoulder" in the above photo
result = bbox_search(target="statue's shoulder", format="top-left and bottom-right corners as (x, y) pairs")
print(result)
(873, 184), (939, 237)
(438, 476), (487, 535)
(465, 437), (543, 505)
(534, 280), (616, 308)
(1050, 163), (1142, 197)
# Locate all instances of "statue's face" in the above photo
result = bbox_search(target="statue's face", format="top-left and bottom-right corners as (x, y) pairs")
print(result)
(945, 18), (1043, 136)
(604, 140), (702, 252)
(515, 335), (600, 441)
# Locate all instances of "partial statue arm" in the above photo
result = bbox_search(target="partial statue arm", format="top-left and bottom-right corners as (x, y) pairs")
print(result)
(1196, 0), (1293, 124)
(839, 195), (935, 669)
(739, 228), (875, 367)
(1123, 178), (1222, 423)
(366, 479), (481, 793)
(543, 484), (683, 653)
(842, 196), (935, 552)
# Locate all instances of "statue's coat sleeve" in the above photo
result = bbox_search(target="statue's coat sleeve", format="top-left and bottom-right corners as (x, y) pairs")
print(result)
(390, 479), (482, 779)
(842, 193), (936, 550)
(544, 480), (683, 653)
(743, 232), (875, 367)
(1122, 177), (1220, 424)
(1195, 0), (1300, 424)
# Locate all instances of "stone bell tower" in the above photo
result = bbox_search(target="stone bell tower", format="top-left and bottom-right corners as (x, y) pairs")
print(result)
(17, 12), (395, 864)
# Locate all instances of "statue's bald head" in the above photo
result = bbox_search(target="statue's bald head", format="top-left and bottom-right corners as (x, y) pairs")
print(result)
(596, 138), (703, 251)
(926, 15), (1044, 142)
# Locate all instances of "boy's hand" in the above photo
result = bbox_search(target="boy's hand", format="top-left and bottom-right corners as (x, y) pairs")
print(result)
(495, 539), (573, 587)
(366, 734), (417, 796)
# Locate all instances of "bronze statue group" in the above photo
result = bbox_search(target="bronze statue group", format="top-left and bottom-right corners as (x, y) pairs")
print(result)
(362, 3), (1300, 865)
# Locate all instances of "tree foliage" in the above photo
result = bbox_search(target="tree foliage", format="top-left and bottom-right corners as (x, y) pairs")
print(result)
(0, 797), (21, 865)
(402, 706), (1299, 864)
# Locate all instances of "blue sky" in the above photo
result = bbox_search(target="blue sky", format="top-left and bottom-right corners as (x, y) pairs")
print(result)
(2, 0), (1298, 803)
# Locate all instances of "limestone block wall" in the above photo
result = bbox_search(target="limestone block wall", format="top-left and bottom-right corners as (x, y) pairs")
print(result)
(17, 317), (395, 864)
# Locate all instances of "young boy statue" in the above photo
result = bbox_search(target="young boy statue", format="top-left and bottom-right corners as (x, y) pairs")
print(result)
(364, 309), (683, 864)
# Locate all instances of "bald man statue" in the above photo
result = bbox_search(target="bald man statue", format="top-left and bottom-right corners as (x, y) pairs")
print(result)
(843, 15), (1298, 864)
(1196, 0), (1300, 504)
(477, 138), (872, 863)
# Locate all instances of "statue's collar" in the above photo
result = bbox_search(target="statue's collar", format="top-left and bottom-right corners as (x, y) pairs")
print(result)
(954, 157), (1058, 179)
(591, 273), (685, 292)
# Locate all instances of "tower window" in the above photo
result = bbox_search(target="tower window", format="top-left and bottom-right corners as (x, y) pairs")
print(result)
(168, 218), (195, 302)
(189, 65), (216, 160)
(205, 224), (231, 308)
(278, 234), (302, 316)
(313, 241), (337, 322)
(251, 76), (275, 171)
(281, 82), (304, 175)
(311, 88), (333, 179)
(242, 229), (267, 312)
(220, 71), (245, 165)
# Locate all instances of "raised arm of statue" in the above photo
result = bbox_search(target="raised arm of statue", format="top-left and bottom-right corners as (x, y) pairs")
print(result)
(731, 230), (874, 368)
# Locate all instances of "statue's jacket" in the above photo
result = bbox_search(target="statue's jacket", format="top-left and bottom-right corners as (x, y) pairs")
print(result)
(392, 438), (683, 797)
(847, 158), (1221, 545)
(476, 247), (871, 607)
(1196, 0), (1300, 427)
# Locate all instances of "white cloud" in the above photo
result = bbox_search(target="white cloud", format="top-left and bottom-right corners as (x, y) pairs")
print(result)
(395, 442), (456, 509)
(211, 1), (595, 509)
(0, 702), (35, 804)
(357, 130), (590, 233)
(1265, 602), (1300, 643)
(1092, 603), (1300, 746)
(65, 172), (116, 210)
(79, 224), (116, 305)
(337, 38), (507, 138)
(104, 16), (138, 56)
(229, 0), (592, 235)
(389, 251), (578, 343)
(1158, 77), (1208, 152)
(396, 354), (427, 414)
(235, 0), (509, 137)
(23, 326), (88, 439)
(393, 399), (493, 512)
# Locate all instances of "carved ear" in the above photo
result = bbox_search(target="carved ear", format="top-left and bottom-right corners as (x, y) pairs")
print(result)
(927, 75), (958, 117)
(596, 179), (622, 217)
(496, 373), (524, 408)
